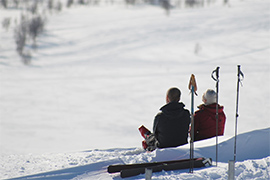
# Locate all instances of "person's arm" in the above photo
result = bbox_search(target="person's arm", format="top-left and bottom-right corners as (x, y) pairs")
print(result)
(153, 113), (161, 134)
(193, 113), (199, 133)
(193, 110), (202, 140)
(219, 110), (226, 135)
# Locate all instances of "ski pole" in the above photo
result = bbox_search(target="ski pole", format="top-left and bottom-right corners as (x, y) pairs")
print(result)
(188, 74), (198, 173)
(234, 65), (244, 162)
(211, 66), (220, 166)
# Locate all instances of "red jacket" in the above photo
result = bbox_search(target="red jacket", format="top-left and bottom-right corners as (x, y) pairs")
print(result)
(193, 103), (226, 141)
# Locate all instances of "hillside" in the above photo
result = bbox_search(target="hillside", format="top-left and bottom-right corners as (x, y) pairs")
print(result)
(0, 0), (269, 179)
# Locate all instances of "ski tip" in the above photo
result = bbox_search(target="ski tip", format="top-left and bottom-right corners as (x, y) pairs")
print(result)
(202, 158), (212, 167)
(107, 165), (113, 173)
(107, 165), (120, 173)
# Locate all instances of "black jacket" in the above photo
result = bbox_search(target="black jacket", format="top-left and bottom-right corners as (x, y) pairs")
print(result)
(153, 102), (190, 148)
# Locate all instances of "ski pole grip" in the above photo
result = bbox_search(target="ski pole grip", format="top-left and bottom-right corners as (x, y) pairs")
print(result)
(216, 66), (220, 79)
(237, 65), (241, 76)
(188, 74), (198, 95)
(211, 66), (220, 81)
(237, 65), (244, 83)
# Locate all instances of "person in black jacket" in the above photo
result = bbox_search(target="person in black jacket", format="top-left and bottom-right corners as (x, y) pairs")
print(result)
(153, 87), (191, 148)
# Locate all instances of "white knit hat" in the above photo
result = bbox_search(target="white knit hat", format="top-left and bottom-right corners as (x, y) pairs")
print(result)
(203, 89), (217, 105)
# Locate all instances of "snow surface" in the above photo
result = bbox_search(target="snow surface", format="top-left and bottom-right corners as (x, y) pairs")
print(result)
(0, 0), (269, 179)
(1, 128), (270, 179)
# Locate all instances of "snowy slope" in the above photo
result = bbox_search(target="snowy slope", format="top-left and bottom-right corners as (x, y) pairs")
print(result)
(1, 128), (269, 179)
(0, 0), (269, 179)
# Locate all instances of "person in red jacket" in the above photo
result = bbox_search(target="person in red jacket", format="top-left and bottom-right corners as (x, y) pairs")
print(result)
(193, 89), (226, 141)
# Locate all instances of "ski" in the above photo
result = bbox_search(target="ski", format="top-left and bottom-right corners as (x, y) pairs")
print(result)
(108, 157), (199, 173)
(108, 157), (211, 175)
(120, 157), (212, 178)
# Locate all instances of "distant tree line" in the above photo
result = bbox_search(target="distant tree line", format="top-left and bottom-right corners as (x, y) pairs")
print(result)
(1, 0), (229, 65)
(0, 0), (63, 65)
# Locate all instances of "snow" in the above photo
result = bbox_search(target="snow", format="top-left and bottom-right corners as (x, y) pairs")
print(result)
(0, 0), (269, 179)
(1, 128), (269, 179)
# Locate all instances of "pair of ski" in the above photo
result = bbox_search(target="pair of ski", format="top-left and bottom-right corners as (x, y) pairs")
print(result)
(107, 157), (212, 178)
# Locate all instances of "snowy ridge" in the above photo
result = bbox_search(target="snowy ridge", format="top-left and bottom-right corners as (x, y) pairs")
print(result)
(2, 128), (269, 179)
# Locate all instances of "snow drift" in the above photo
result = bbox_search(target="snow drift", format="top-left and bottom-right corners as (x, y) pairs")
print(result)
(2, 128), (269, 179)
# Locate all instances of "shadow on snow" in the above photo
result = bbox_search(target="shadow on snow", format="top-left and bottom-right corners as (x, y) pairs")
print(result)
(7, 159), (120, 180)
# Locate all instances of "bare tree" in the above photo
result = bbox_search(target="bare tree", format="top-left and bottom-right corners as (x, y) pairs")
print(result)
(67, 0), (74, 7)
(161, 0), (170, 16)
(185, 0), (201, 8)
(14, 15), (28, 56)
(48, 0), (54, 11)
(2, 17), (11, 31)
(1, 0), (7, 8)
(14, 13), (46, 65)
(28, 15), (46, 46)
(13, 0), (19, 8)
(56, 1), (62, 12)
(78, 0), (85, 4)
(29, 1), (38, 14)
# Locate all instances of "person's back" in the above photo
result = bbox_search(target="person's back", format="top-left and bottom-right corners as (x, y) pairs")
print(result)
(194, 89), (226, 141)
(154, 101), (190, 148)
(153, 87), (190, 148)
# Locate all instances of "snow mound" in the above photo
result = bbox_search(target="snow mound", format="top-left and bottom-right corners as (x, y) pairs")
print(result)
(198, 127), (270, 162)
(2, 128), (269, 180)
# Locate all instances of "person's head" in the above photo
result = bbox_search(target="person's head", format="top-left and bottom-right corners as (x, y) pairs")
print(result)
(166, 87), (181, 103)
(202, 89), (216, 105)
